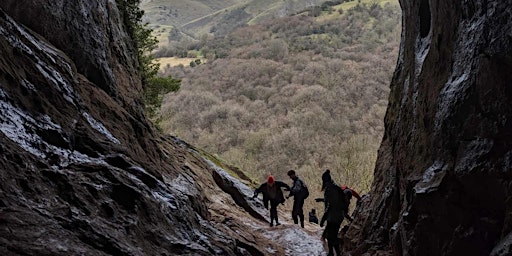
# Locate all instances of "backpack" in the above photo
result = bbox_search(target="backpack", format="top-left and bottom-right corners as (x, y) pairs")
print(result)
(300, 179), (310, 199)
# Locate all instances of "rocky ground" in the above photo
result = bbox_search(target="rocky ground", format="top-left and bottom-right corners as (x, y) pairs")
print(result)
(174, 137), (328, 256)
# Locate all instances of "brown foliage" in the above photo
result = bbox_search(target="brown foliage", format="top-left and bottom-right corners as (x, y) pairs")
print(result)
(159, 3), (401, 216)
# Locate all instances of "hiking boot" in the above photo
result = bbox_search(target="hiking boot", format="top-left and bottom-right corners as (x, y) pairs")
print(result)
(270, 222), (274, 227)
(275, 222), (281, 226)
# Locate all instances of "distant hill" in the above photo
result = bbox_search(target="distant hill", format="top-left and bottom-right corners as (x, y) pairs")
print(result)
(141, 0), (328, 47)
(141, 0), (246, 27)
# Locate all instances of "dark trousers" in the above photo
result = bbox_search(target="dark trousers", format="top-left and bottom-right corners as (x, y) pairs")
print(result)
(270, 200), (279, 224)
(325, 220), (342, 256)
(292, 198), (305, 226)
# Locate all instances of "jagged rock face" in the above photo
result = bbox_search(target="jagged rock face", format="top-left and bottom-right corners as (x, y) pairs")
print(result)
(0, 3), (327, 255)
(0, 7), (226, 255)
(0, 4), (306, 256)
(0, 0), (143, 115)
(343, 1), (512, 256)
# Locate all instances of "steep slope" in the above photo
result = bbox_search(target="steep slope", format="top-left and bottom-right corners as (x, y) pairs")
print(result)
(0, 2), (325, 256)
(142, 0), (248, 27)
(141, 0), (327, 47)
(180, 0), (327, 35)
(343, 0), (512, 255)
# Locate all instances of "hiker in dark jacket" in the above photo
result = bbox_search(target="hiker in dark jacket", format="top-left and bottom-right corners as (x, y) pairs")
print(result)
(309, 208), (319, 224)
(287, 170), (308, 228)
(315, 186), (360, 221)
(253, 175), (290, 227)
(319, 170), (346, 256)
(316, 185), (361, 244)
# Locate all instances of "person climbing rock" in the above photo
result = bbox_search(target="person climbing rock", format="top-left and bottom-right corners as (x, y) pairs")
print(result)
(315, 185), (361, 221)
(341, 185), (361, 202)
(253, 175), (290, 227)
(316, 184), (361, 249)
(341, 186), (361, 222)
(338, 187), (363, 250)
(287, 170), (309, 228)
(318, 169), (346, 256)
(309, 208), (319, 224)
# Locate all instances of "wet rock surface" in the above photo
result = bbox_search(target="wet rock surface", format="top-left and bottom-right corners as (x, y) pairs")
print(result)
(343, 1), (512, 255)
(0, 0), (143, 115)
(0, 3), (327, 255)
(0, 11), (231, 252)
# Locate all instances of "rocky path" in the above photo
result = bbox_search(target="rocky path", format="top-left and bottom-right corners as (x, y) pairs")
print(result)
(181, 139), (328, 255)
(258, 223), (327, 256)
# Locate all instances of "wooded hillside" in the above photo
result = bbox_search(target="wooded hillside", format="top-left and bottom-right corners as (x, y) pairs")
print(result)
(158, 1), (401, 212)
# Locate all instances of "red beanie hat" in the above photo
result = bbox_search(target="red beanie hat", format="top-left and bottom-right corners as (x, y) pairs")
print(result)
(267, 175), (275, 185)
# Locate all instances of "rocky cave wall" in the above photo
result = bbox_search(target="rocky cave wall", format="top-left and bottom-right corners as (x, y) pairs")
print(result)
(0, 2), (275, 255)
(0, 0), (143, 110)
(343, 1), (512, 255)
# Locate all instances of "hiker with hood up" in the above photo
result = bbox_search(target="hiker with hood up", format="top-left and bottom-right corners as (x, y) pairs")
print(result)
(318, 169), (347, 256)
(286, 170), (309, 228)
(253, 175), (290, 227)
(316, 184), (362, 248)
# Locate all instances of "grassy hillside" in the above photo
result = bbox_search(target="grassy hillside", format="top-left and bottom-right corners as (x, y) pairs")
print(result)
(141, 0), (246, 26)
(141, 0), (328, 49)
(141, 0), (247, 47)
(156, 1), (401, 214)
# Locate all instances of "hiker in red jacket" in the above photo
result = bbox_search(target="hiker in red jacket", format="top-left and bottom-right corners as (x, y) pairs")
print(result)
(341, 186), (361, 201)
(340, 186), (361, 222)
(253, 175), (290, 227)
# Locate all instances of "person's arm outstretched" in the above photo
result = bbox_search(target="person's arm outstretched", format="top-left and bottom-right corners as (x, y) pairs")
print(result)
(351, 188), (362, 201)
(253, 183), (264, 198)
(276, 181), (290, 190)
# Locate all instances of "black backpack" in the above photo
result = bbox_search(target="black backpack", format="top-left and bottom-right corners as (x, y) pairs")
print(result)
(300, 179), (310, 199)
